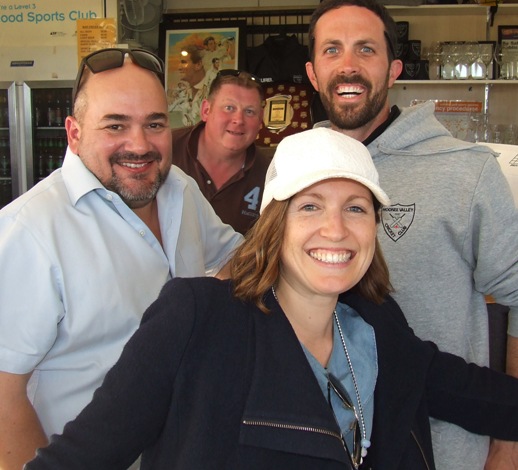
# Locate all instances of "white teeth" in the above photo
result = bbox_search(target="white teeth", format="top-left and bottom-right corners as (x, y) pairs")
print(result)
(309, 251), (351, 263)
(121, 162), (147, 169)
(337, 85), (362, 95)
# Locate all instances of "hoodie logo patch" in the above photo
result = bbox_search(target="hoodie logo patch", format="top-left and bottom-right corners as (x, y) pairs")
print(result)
(381, 204), (415, 242)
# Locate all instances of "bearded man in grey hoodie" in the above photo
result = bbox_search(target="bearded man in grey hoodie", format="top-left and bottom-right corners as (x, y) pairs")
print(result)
(306, 1), (518, 469)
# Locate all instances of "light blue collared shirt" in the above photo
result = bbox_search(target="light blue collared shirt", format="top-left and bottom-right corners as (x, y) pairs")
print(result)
(0, 147), (242, 439)
(302, 302), (377, 454)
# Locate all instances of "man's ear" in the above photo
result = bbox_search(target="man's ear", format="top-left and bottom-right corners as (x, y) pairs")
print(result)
(305, 61), (320, 92)
(389, 59), (403, 86)
(200, 99), (211, 122)
(65, 116), (81, 154)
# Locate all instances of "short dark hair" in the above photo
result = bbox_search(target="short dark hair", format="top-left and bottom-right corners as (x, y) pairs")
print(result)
(208, 71), (264, 102)
(308, 0), (397, 62)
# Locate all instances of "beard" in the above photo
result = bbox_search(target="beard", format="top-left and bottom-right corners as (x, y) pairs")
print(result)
(319, 72), (390, 131)
(105, 151), (167, 209)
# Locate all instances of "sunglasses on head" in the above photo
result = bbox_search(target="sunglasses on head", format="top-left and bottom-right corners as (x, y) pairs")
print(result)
(72, 48), (165, 104)
(215, 69), (261, 83)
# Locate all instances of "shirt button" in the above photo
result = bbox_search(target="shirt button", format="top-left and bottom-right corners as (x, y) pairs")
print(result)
(105, 194), (113, 201)
(207, 180), (212, 185)
(139, 230), (145, 237)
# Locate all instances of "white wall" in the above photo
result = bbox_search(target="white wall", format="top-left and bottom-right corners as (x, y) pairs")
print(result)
(106, 0), (119, 20)
(0, 0), (113, 81)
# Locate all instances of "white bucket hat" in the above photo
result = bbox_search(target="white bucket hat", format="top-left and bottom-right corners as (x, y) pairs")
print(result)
(260, 128), (391, 213)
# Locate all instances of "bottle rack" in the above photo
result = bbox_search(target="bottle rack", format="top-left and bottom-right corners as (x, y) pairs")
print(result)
(31, 88), (71, 184)
(0, 89), (11, 208)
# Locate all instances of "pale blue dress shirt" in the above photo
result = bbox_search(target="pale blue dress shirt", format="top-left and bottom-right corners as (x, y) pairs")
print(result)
(0, 147), (242, 439)
(302, 302), (377, 457)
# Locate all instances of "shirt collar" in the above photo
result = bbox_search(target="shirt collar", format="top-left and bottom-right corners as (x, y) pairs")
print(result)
(61, 147), (185, 209)
(61, 147), (104, 206)
(362, 105), (401, 146)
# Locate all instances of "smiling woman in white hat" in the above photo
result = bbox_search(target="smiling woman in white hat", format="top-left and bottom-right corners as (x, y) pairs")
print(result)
(27, 128), (518, 470)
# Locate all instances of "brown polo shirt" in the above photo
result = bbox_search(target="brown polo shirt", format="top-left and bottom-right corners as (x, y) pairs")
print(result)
(172, 122), (274, 234)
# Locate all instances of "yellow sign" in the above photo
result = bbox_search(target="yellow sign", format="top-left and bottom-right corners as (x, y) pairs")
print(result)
(77, 18), (117, 65)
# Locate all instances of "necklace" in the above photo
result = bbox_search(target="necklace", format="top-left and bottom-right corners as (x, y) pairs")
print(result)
(270, 286), (370, 465)
(334, 310), (371, 464)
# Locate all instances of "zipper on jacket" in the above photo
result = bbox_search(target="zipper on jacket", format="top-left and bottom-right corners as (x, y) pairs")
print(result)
(243, 419), (344, 442)
(410, 430), (431, 470)
(243, 419), (354, 466)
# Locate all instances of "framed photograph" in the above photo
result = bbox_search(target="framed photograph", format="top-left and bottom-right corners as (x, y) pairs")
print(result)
(498, 25), (518, 47)
(497, 26), (518, 79)
(158, 20), (246, 128)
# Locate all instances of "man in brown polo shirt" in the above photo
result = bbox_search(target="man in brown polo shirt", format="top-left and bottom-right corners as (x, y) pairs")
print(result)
(172, 70), (273, 234)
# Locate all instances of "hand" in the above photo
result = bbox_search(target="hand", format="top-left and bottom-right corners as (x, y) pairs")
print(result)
(485, 439), (518, 470)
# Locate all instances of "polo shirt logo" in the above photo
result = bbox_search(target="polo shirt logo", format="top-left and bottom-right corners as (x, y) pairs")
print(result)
(244, 186), (260, 211)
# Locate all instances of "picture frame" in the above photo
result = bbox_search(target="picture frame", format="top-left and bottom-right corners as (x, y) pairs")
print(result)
(498, 25), (518, 47)
(497, 26), (518, 79)
(158, 20), (246, 129)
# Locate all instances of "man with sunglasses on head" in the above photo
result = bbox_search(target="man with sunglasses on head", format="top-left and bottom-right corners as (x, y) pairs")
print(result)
(305, 1), (518, 469)
(172, 69), (273, 235)
(0, 48), (242, 470)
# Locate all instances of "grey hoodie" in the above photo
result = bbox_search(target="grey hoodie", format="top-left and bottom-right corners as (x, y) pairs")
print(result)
(317, 100), (518, 470)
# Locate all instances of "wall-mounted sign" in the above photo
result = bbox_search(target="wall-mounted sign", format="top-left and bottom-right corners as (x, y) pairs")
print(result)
(0, 0), (105, 48)
(77, 18), (117, 65)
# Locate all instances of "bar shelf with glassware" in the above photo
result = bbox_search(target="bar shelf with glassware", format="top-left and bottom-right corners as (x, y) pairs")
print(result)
(387, 3), (518, 129)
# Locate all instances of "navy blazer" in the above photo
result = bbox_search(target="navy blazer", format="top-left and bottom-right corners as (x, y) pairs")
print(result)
(27, 277), (518, 470)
